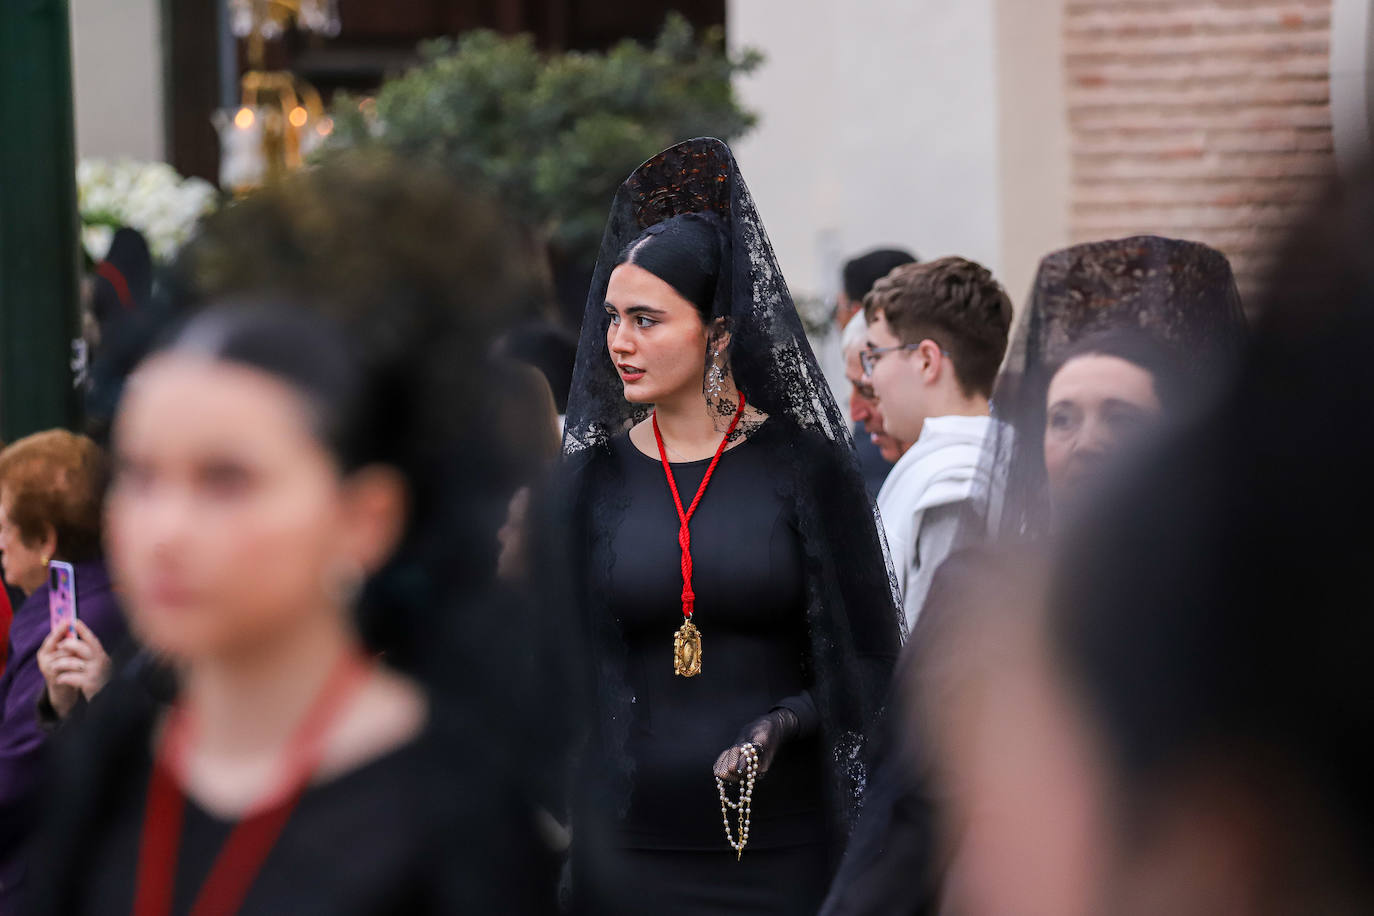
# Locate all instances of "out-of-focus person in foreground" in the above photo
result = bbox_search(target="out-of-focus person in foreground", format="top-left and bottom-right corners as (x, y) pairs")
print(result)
(920, 168), (1374, 916)
(26, 153), (560, 915)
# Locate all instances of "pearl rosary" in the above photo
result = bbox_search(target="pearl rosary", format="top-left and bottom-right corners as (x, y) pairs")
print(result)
(716, 742), (759, 860)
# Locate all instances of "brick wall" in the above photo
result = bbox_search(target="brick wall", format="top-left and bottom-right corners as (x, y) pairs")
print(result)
(1064, 0), (1335, 304)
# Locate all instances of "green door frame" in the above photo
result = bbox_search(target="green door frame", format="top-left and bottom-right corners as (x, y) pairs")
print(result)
(0, 0), (81, 443)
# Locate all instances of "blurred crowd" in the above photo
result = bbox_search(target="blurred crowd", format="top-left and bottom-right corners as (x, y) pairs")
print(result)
(0, 137), (1371, 916)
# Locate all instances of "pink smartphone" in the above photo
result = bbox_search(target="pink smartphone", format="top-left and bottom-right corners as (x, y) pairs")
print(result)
(48, 560), (78, 635)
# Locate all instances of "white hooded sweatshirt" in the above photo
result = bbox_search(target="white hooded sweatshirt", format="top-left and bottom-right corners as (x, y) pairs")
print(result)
(876, 414), (992, 635)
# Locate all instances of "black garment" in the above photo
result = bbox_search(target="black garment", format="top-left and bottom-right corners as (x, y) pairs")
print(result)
(599, 427), (827, 850)
(26, 678), (558, 916)
(575, 841), (834, 916)
(567, 424), (847, 913)
(816, 717), (940, 916)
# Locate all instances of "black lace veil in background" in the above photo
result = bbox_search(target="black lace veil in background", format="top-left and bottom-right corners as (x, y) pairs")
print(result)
(978, 235), (1249, 542)
(556, 138), (902, 831)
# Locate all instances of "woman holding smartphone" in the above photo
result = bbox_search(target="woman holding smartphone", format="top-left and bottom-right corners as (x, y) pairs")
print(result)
(0, 429), (126, 909)
(26, 155), (560, 915)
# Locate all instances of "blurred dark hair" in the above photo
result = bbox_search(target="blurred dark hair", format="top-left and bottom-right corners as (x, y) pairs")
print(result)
(614, 211), (726, 321)
(863, 257), (1013, 398)
(1050, 328), (1187, 412)
(160, 151), (544, 677)
(1050, 163), (1374, 899)
(842, 247), (917, 303)
(496, 321), (578, 414)
(159, 303), (373, 468)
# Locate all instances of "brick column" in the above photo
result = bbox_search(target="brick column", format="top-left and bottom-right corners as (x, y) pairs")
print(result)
(1065, 1), (1336, 304)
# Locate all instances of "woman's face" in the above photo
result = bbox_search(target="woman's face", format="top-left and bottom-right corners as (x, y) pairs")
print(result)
(0, 493), (52, 595)
(604, 263), (711, 406)
(107, 354), (372, 660)
(1044, 355), (1162, 508)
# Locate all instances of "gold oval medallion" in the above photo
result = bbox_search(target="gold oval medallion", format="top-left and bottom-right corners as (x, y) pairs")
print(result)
(673, 619), (702, 677)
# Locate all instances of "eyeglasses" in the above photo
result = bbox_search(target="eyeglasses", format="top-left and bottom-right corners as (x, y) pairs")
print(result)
(860, 342), (926, 376)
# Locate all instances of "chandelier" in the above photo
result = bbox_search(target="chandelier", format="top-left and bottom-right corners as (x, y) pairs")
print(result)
(228, 0), (341, 50)
(216, 0), (341, 193)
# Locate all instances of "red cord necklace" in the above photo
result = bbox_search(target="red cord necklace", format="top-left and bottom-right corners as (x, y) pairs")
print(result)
(653, 390), (747, 677)
(132, 650), (372, 916)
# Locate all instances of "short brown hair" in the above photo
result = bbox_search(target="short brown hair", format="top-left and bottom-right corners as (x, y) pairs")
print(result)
(0, 430), (107, 562)
(864, 257), (1013, 398)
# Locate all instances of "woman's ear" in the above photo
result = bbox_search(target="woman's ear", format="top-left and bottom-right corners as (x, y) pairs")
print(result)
(339, 466), (409, 575)
(709, 317), (732, 353)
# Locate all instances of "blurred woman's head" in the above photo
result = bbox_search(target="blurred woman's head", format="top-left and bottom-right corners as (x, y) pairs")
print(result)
(0, 431), (106, 595)
(108, 305), (406, 660)
(1043, 330), (1184, 516)
(106, 152), (541, 669)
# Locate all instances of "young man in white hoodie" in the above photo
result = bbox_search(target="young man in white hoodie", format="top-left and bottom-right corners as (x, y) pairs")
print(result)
(863, 257), (1012, 633)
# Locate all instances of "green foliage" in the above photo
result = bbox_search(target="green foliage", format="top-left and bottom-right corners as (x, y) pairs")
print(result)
(327, 15), (761, 265)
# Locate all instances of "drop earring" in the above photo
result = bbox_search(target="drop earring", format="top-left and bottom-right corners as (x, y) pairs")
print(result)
(707, 350), (725, 398)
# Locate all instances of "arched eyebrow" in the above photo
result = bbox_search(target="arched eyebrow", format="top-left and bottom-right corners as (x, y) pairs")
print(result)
(604, 301), (668, 318)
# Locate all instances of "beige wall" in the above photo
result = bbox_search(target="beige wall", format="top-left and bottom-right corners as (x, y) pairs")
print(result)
(70, 0), (164, 161)
(729, 0), (1003, 300)
(728, 0), (1071, 315)
(1330, 0), (1374, 170)
(995, 0), (1070, 308)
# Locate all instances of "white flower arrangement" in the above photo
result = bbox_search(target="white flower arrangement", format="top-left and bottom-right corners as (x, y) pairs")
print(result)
(77, 158), (218, 263)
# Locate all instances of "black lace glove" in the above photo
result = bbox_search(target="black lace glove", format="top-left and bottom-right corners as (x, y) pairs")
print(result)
(713, 707), (802, 783)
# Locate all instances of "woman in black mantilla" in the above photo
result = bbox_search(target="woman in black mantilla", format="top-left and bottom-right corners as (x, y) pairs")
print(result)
(555, 139), (901, 913)
(978, 234), (1248, 541)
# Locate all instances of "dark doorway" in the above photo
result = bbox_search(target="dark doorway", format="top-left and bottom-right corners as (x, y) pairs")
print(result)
(164, 0), (726, 185)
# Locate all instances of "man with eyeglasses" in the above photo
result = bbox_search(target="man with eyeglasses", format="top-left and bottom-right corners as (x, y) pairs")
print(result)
(862, 257), (1012, 633)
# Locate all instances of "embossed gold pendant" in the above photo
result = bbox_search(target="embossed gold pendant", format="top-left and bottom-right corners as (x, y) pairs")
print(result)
(673, 618), (702, 677)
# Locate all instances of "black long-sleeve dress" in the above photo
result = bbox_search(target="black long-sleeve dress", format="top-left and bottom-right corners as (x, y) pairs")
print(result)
(562, 138), (902, 914)
(570, 423), (848, 913)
